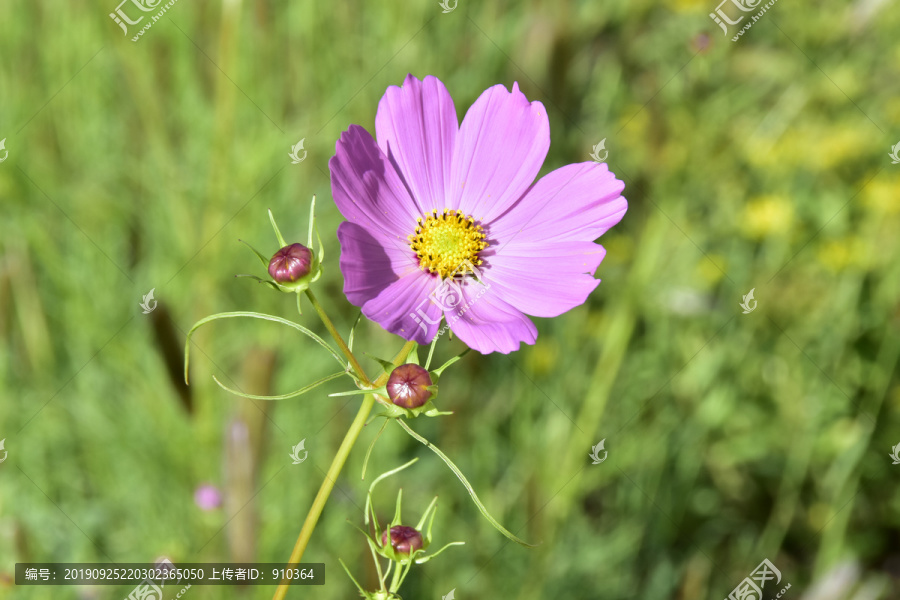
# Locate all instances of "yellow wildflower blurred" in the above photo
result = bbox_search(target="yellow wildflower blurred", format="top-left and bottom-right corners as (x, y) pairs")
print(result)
(744, 125), (869, 172)
(696, 254), (727, 285)
(862, 174), (900, 216)
(816, 236), (869, 272)
(741, 195), (794, 238)
(672, 0), (707, 12)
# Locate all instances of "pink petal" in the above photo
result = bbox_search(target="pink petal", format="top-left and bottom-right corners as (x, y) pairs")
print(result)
(489, 161), (626, 243)
(337, 222), (419, 308)
(375, 74), (458, 215)
(450, 82), (550, 222)
(329, 125), (423, 239)
(361, 269), (445, 345)
(481, 241), (607, 318)
(445, 280), (538, 354)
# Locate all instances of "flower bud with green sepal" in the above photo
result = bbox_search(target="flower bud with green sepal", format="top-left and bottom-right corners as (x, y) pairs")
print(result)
(339, 459), (464, 600)
(386, 364), (433, 409)
(236, 197), (324, 302)
(328, 344), (469, 420)
(268, 243), (312, 285)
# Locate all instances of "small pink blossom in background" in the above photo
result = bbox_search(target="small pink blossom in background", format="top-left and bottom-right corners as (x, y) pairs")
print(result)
(194, 484), (222, 510)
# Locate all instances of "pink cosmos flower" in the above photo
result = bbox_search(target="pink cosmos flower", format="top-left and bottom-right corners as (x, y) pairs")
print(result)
(329, 74), (627, 354)
(194, 483), (222, 510)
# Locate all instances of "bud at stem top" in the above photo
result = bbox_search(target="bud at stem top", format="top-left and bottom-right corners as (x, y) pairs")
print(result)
(268, 243), (312, 283)
(381, 525), (424, 554)
(386, 364), (433, 409)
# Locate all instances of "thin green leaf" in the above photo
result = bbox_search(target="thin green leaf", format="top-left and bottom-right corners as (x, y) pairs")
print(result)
(348, 311), (362, 353)
(392, 488), (403, 527)
(184, 311), (345, 384)
(362, 418), (389, 480)
(268, 209), (287, 247)
(415, 541), (465, 564)
(432, 348), (470, 377)
(234, 274), (279, 290)
(315, 219), (325, 266)
(397, 419), (538, 548)
(307, 195), (316, 249)
(369, 457), (419, 489)
(238, 238), (271, 267)
(211, 370), (346, 400)
(415, 496), (438, 532)
(424, 336), (438, 370)
(337, 558), (367, 597)
(365, 353), (398, 374)
(329, 386), (382, 398)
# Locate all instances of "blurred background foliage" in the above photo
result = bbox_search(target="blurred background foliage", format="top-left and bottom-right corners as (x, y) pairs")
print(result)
(2, 0), (900, 598)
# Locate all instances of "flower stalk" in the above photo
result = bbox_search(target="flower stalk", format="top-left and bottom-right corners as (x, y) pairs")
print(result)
(271, 338), (417, 600)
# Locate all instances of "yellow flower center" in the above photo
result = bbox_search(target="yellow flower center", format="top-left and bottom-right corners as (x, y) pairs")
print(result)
(408, 209), (488, 278)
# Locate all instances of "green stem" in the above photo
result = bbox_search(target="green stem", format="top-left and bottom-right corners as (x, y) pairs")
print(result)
(272, 339), (416, 600)
(272, 392), (376, 600)
(304, 288), (370, 384)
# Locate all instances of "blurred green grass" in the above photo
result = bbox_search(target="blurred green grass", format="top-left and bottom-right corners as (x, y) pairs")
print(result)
(2, 0), (900, 598)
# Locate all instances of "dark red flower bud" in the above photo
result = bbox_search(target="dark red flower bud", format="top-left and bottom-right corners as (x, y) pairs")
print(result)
(386, 364), (433, 409)
(381, 525), (424, 554)
(268, 243), (312, 283)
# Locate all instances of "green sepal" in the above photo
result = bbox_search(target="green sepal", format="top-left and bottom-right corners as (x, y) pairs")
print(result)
(234, 274), (280, 291)
(370, 396), (451, 420)
(414, 541), (465, 565)
(268, 208), (288, 247)
(238, 239), (271, 267)
(268, 261), (322, 295)
(391, 488), (404, 529)
(329, 384), (386, 398)
(366, 353), (400, 375)
(264, 200), (324, 295)
(308, 195), (325, 268)
(348, 458), (462, 594)
(407, 343), (420, 366)
(415, 496), (438, 532)
(431, 348), (470, 378)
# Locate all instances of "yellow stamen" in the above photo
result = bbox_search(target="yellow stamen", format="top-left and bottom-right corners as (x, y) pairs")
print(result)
(407, 209), (488, 278)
